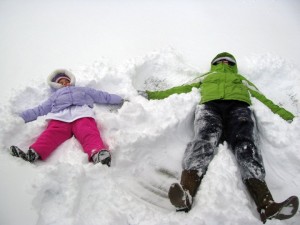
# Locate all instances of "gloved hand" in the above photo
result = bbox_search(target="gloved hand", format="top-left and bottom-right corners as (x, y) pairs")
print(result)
(137, 90), (148, 99)
(109, 99), (129, 112)
(120, 99), (129, 107)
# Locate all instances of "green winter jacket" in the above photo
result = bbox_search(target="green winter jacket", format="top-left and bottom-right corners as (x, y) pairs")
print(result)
(146, 52), (294, 121)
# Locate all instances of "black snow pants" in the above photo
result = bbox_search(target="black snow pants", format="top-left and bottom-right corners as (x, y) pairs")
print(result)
(182, 100), (265, 181)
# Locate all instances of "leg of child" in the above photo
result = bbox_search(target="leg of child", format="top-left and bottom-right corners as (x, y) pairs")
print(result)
(30, 120), (73, 160)
(72, 117), (107, 160)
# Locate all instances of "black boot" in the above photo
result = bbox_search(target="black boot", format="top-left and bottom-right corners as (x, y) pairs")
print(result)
(168, 170), (202, 212)
(26, 149), (40, 163)
(92, 150), (111, 167)
(10, 146), (40, 163)
(245, 178), (299, 223)
(10, 145), (27, 161)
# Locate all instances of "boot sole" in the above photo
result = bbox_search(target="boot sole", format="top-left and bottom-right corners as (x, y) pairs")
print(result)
(168, 183), (191, 212)
(101, 157), (111, 167)
(274, 196), (299, 220)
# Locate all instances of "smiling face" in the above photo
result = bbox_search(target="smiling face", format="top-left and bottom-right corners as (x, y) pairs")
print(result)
(48, 70), (75, 90)
(57, 78), (70, 87)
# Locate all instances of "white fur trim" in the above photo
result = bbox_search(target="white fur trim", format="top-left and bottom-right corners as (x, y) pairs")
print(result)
(212, 56), (236, 65)
(47, 69), (76, 89)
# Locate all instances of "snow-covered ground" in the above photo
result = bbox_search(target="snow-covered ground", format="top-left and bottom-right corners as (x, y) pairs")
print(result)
(0, 1), (299, 225)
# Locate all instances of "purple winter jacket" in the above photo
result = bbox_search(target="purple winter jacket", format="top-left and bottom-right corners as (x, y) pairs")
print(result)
(21, 86), (123, 123)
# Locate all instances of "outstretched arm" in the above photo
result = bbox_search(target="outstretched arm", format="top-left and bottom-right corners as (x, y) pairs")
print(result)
(20, 99), (52, 123)
(86, 87), (123, 105)
(243, 79), (295, 121)
(145, 83), (201, 100)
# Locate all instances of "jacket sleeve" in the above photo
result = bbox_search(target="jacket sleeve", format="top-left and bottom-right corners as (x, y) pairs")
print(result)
(20, 99), (53, 123)
(146, 82), (201, 100)
(85, 87), (123, 105)
(242, 79), (295, 121)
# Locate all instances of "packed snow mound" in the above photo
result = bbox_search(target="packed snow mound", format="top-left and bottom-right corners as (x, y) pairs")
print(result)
(0, 50), (300, 225)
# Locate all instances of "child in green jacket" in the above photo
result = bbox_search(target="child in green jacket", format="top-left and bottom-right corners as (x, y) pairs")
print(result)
(139, 52), (298, 223)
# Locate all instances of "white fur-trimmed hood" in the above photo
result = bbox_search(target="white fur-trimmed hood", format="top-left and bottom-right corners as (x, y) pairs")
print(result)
(47, 69), (76, 89)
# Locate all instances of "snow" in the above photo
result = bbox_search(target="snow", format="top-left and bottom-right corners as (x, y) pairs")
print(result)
(0, 1), (300, 225)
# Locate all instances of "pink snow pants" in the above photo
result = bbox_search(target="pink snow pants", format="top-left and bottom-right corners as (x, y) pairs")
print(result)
(30, 118), (107, 160)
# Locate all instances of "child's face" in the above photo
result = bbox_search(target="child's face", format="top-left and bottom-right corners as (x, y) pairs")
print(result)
(58, 78), (70, 87)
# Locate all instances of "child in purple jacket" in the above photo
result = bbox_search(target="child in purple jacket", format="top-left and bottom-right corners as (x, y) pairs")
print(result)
(10, 69), (124, 166)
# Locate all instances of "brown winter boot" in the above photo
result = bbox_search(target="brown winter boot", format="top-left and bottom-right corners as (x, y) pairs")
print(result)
(245, 178), (299, 223)
(168, 170), (202, 212)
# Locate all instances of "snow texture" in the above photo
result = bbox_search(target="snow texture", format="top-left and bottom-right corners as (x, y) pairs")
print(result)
(0, 1), (300, 225)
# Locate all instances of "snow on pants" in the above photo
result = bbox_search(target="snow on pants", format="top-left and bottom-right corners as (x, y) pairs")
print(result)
(182, 100), (265, 181)
(30, 118), (106, 160)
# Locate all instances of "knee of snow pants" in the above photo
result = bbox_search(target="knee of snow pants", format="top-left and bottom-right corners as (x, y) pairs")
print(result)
(234, 141), (265, 181)
(182, 104), (222, 175)
(30, 120), (73, 160)
(72, 117), (106, 160)
(226, 105), (255, 150)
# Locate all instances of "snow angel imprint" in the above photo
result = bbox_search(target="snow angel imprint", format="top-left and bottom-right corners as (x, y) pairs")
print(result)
(138, 52), (299, 223)
(10, 69), (125, 167)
